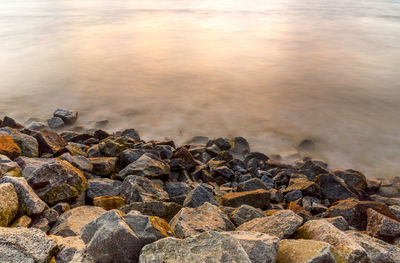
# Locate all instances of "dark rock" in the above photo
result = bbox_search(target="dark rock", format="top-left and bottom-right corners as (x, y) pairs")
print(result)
(154, 145), (174, 159)
(207, 137), (231, 151)
(237, 178), (269, 192)
(120, 128), (140, 141)
(325, 216), (349, 231)
(0, 116), (23, 129)
(93, 129), (110, 140)
(34, 129), (68, 156)
(119, 154), (170, 180)
(121, 201), (182, 222)
(120, 175), (169, 203)
(47, 117), (64, 129)
(230, 204), (265, 226)
(60, 153), (93, 172)
(172, 147), (197, 171)
(51, 202), (70, 215)
(89, 157), (117, 176)
(284, 190), (303, 202)
(315, 173), (358, 203)
(54, 109), (78, 125)
(229, 137), (250, 159)
(221, 189), (270, 208)
(183, 185), (219, 208)
(87, 178), (122, 200)
(366, 208), (400, 241)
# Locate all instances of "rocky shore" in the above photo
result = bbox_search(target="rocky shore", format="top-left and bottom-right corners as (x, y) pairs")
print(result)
(0, 109), (400, 263)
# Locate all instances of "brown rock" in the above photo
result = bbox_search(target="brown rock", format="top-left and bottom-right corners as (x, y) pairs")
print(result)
(0, 135), (21, 159)
(366, 208), (400, 241)
(34, 129), (67, 156)
(93, 195), (126, 210)
(221, 189), (270, 208)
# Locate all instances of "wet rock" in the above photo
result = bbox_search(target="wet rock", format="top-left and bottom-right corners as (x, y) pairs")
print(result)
(207, 137), (231, 151)
(121, 201), (182, 222)
(0, 154), (22, 177)
(47, 117), (64, 129)
(93, 129), (110, 140)
(33, 129), (68, 156)
(0, 135), (21, 159)
(60, 153), (93, 172)
(237, 210), (303, 239)
(325, 216), (349, 231)
(172, 147), (197, 171)
(347, 230), (400, 263)
(26, 121), (47, 131)
(229, 137), (250, 159)
(119, 154), (170, 180)
(0, 182), (18, 226)
(89, 157), (116, 176)
(295, 219), (370, 262)
(25, 159), (87, 205)
(183, 185), (219, 208)
(366, 208), (400, 241)
(326, 198), (397, 230)
(120, 175), (169, 203)
(170, 202), (235, 238)
(0, 176), (47, 216)
(49, 206), (106, 237)
(54, 109), (78, 125)
(10, 215), (32, 227)
(0, 227), (58, 263)
(230, 204), (265, 226)
(93, 195), (125, 210)
(139, 231), (251, 263)
(315, 173), (358, 203)
(237, 178), (269, 192)
(50, 235), (87, 263)
(154, 145), (174, 159)
(87, 178), (122, 200)
(86, 144), (101, 157)
(121, 128), (140, 141)
(277, 239), (344, 263)
(332, 169), (368, 192)
(221, 189), (270, 208)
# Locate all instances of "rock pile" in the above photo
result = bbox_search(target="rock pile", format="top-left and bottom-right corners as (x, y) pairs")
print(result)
(0, 111), (400, 262)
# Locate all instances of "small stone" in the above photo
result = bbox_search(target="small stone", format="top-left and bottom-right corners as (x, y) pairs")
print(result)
(60, 153), (93, 172)
(89, 157), (117, 176)
(183, 185), (219, 208)
(0, 182), (18, 226)
(54, 109), (78, 125)
(93, 195), (126, 210)
(325, 216), (349, 231)
(10, 215), (32, 227)
(47, 117), (64, 129)
(121, 201), (182, 222)
(0, 135), (21, 159)
(230, 204), (265, 226)
(221, 189), (271, 209)
(119, 154), (170, 180)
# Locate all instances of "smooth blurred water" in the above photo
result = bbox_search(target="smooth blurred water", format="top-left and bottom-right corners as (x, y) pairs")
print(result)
(1, 0), (400, 177)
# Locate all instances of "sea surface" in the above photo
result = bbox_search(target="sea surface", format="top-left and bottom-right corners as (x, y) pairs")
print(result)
(1, 0), (400, 177)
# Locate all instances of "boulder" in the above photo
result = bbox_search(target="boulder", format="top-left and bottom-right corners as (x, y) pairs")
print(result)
(230, 204), (265, 226)
(170, 202), (235, 238)
(0, 227), (58, 263)
(60, 153), (93, 172)
(139, 231), (252, 263)
(33, 129), (68, 155)
(0, 154), (22, 177)
(0, 176), (47, 216)
(366, 208), (400, 241)
(25, 159), (88, 205)
(0, 135), (21, 159)
(237, 210), (303, 239)
(119, 154), (170, 180)
(183, 185), (219, 208)
(121, 201), (182, 222)
(49, 206), (106, 237)
(221, 189), (270, 208)
(87, 178), (122, 200)
(295, 219), (370, 262)
(89, 157), (117, 176)
(277, 239), (345, 263)
(120, 175), (169, 203)
(54, 109), (78, 125)
(93, 195), (126, 210)
(0, 182), (18, 226)
(314, 173), (358, 203)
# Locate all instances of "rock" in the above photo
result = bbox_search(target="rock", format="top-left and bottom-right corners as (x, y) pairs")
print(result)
(93, 195), (126, 210)
(237, 210), (303, 239)
(47, 117), (64, 129)
(119, 154), (170, 180)
(60, 153), (93, 172)
(154, 145), (174, 159)
(89, 157), (117, 176)
(326, 198), (397, 230)
(49, 206), (106, 237)
(25, 159), (87, 205)
(164, 182), (191, 197)
(211, 165), (234, 182)
(287, 201), (312, 221)
(119, 149), (159, 168)
(171, 147), (197, 171)
(15, 156), (52, 178)
(0, 128), (40, 157)
(366, 208), (400, 241)
(347, 230), (400, 263)
(54, 109), (78, 125)
(121, 201), (182, 222)
(52, 202), (70, 215)
(325, 216), (349, 231)
(34, 129), (68, 155)
(221, 189), (270, 208)
(390, 205), (400, 220)
(69, 250), (96, 263)
(0, 227), (58, 263)
(10, 215), (32, 227)
(295, 219), (370, 262)
(282, 176), (320, 198)
(59, 142), (88, 157)
(297, 139), (316, 151)
(0, 135), (21, 159)
(50, 235), (87, 263)
(30, 217), (50, 233)
(26, 121), (47, 131)
(139, 231), (252, 263)
(237, 178), (270, 192)
(170, 202), (235, 238)
(183, 185), (219, 208)
(379, 185), (399, 197)
(98, 136), (133, 157)
(0, 182), (18, 226)
(207, 137), (231, 151)
(0, 116), (23, 129)
(332, 169), (368, 192)
(0, 176), (47, 216)
(120, 175), (169, 203)
(230, 204), (265, 226)
(370, 195), (400, 206)
(80, 210), (142, 263)
(277, 239), (344, 263)
(229, 137), (250, 159)
(315, 173), (358, 203)
(121, 128), (140, 141)
(284, 190), (303, 202)
(87, 178), (122, 200)
(0, 154), (22, 177)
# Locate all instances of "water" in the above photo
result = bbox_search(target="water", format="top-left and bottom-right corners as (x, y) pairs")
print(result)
(1, 0), (400, 177)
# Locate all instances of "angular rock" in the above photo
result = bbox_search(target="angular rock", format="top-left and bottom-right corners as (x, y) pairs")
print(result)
(10, 215), (32, 227)
(93, 195), (126, 210)
(0, 227), (58, 263)
(52, 202), (71, 215)
(230, 204), (265, 226)
(119, 154), (170, 180)
(221, 189), (270, 208)
(172, 147), (197, 171)
(230, 137), (250, 159)
(0, 154), (22, 177)
(60, 153), (93, 172)
(0, 116), (23, 129)
(164, 182), (191, 198)
(390, 205), (400, 220)
(366, 208), (400, 241)
(47, 117), (64, 129)
(237, 178), (270, 192)
(34, 129), (68, 156)
(54, 109), (78, 125)
(119, 149), (159, 168)
(87, 178), (122, 200)
(49, 206), (106, 237)
(332, 169), (368, 192)
(0, 182), (18, 226)
(170, 202), (235, 238)
(50, 235), (87, 263)
(98, 136), (133, 157)
(121, 128), (140, 141)
(120, 175), (169, 203)
(89, 157), (117, 176)
(0, 128), (39, 157)
(121, 201), (182, 222)
(0, 135), (21, 159)
(139, 231), (251, 263)
(277, 239), (345, 263)
(237, 210), (303, 239)
(295, 219), (370, 262)
(0, 176), (47, 216)
(325, 216), (349, 231)
(314, 173), (358, 203)
(183, 185), (219, 208)
(282, 176), (320, 197)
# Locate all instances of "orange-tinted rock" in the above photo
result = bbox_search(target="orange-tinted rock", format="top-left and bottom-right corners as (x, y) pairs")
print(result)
(0, 135), (21, 159)
(93, 195), (126, 210)
(221, 189), (270, 208)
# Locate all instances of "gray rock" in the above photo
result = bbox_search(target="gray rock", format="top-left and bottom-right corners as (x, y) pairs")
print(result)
(121, 201), (182, 222)
(230, 137), (250, 159)
(170, 202), (235, 238)
(379, 186), (399, 198)
(54, 109), (78, 125)
(121, 128), (140, 141)
(60, 153), (93, 172)
(390, 205), (400, 220)
(49, 206), (106, 237)
(47, 117), (64, 129)
(230, 204), (266, 226)
(154, 145), (174, 159)
(315, 173), (358, 203)
(0, 182), (18, 226)
(26, 121), (47, 131)
(89, 157), (117, 176)
(0, 154), (21, 177)
(237, 210), (303, 239)
(50, 235), (87, 263)
(325, 216), (349, 231)
(0, 176), (47, 216)
(164, 182), (191, 197)
(119, 154), (170, 180)
(237, 178), (269, 192)
(139, 231), (252, 263)
(183, 185), (219, 208)
(284, 190), (303, 202)
(366, 208), (400, 241)
(87, 178), (122, 200)
(121, 175), (169, 203)
(0, 227), (58, 263)
(0, 128), (39, 157)
(119, 149), (159, 168)
(33, 129), (68, 155)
